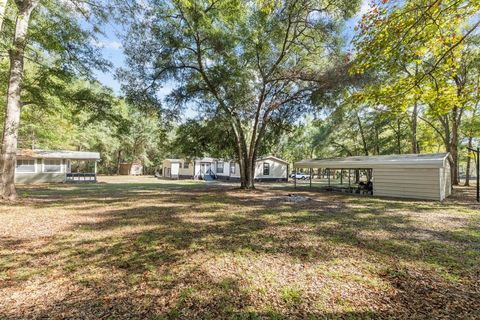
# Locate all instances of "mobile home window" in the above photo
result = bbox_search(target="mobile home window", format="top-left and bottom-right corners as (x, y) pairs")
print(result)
(217, 161), (224, 174)
(184, 162), (189, 169)
(16, 159), (35, 173)
(43, 159), (62, 173)
(230, 162), (236, 174)
(263, 163), (270, 175)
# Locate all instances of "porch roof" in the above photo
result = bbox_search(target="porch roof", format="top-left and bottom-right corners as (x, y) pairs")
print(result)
(17, 149), (100, 160)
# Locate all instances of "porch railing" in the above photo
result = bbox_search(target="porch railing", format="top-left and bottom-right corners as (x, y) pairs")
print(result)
(65, 172), (97, 183)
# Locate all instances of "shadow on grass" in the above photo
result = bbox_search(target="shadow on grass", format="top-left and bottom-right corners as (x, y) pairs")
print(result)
(1, 182), (479, 319)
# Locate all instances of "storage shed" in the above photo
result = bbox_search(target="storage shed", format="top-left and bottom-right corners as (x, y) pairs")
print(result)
(294, 153), (452, 201)
(119, 162), (143, 176)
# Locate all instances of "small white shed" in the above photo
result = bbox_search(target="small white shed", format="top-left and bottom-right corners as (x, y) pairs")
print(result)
(294, 153), (452, 201)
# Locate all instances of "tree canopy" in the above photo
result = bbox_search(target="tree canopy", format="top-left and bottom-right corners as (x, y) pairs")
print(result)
(119, 0), (361, 188)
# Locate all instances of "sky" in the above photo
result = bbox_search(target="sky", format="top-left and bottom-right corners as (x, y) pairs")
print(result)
(93, 0), (371, 97)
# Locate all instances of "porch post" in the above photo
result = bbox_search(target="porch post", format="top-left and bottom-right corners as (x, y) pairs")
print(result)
(328, 168), (330, 187)
(477, 147), (479, 202)
(94, 161), (97, 182)
(348, 169), (351, 188)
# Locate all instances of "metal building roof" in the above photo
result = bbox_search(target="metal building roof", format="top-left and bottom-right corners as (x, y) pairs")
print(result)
(257, 156), (289, 165)
(294, 153), (450, 169)
(17, 149), (100, 160)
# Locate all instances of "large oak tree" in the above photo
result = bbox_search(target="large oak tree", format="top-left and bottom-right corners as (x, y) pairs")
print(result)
(120, 0), (359, 189)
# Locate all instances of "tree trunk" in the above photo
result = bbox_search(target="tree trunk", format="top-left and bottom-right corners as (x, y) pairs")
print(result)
(233, 147), (258, 189)
(374, 126), (380, 155)
(0, 0), (7, 32)
(0, 0), (39, 200)
(411, 101), (418, 154)
(465, 136), (473, 186)
(356, 113), (368, 156)
(232, 123), (255, 189)
(450, 107), (460, 186)
(397, 118), (402, 154)
(116, 149), (122, 175)
(246, 154), (255, 189)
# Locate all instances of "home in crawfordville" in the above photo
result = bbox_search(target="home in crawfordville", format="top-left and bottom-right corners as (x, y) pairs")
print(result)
(162, 156), (288, 182)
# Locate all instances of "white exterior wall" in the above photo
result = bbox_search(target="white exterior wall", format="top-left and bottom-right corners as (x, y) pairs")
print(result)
(162, 160), (180, 178)
(440, 161), (452, 199)
(178, 161), (194, 177)
(214, 160), (230, 177)
(229, 159), (287, 180)
(373, 168), (443, 201)
(163, 157), (288, 181)
(194, 161), (201, 177)
(162, 160), (171, 177)
(171, 163), (180, 177)
(255, 159), (287, 180)
(229, 162), (241, 178)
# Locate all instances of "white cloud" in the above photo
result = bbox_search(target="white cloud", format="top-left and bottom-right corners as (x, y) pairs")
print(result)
(92, 40), (123, 50)
(358, 0), (372, 16)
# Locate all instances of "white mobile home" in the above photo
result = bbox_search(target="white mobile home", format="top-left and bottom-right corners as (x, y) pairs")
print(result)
(162, 156), (288, 182)
(294, 153), (452, 201)
(15, 149), (100, 184)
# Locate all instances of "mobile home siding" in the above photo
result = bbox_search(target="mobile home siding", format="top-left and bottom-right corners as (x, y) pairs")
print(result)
(178, 161), (194, 178)
(163, 157), (288, 181)
(254, 159), (288, 181)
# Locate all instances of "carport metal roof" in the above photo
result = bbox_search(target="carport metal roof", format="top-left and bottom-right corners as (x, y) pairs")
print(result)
(294, 153), (451, 169)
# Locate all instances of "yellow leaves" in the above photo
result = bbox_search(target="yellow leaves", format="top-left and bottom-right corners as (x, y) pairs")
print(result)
(177, 0), (193, 9)
(255, 0), (275, 14)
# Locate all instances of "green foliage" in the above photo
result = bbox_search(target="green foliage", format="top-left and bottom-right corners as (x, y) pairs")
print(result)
(172, 117), (237, 159)
(119, 0), (361, 187)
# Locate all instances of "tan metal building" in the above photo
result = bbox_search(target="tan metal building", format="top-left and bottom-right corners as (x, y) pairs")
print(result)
(294, 153), (452, 201)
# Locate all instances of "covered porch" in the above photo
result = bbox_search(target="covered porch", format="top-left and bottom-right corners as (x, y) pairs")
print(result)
(66, 159), (98, 183)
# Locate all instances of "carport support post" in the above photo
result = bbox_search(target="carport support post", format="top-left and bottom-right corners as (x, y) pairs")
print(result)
(477, 147), (479, 202)
(309, 168), (312, 188)
(328, 169), (330, 187)
(348, 169), (351, 188)
(467, 146), (479, 202)
(294, 167), (297, 189)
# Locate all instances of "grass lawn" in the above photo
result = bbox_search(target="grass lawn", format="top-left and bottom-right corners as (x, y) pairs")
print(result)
(0, 176), (479, 319)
